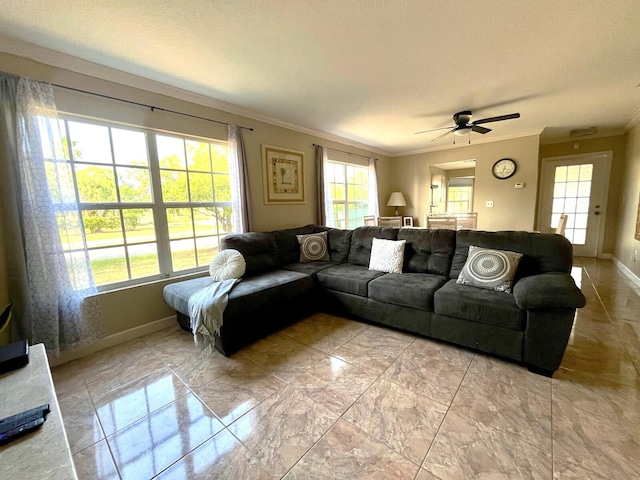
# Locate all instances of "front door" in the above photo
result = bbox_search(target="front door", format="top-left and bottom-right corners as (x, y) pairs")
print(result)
(537, 152), (611, 257)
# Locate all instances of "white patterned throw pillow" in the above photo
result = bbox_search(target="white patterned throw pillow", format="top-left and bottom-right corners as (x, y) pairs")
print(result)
(457, 245), (523, 293)
(297, 231), (330, 262)
(369, 237), (406, 274)
(209, 249), (246, 280)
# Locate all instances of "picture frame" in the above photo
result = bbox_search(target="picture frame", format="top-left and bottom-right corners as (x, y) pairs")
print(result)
(635, 193), (640, 241)
(403, 216), (414, 227)
(262, 145), (305, 204)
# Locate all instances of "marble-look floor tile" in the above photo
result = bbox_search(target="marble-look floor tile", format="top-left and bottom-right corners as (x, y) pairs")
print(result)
(467, 354), (551, 397)
(107, 392), (224, 480)
(559, 348), (640, 387)
(94, 368), (190, 436)
(73, 439), (119, 480)
(155, 429), (273, 480)
(423, 410), (551, 480)
(140, 325), (187, 348)
(332, 326), (415, 375)
(279, 312), (367, 353)
(343, 378), (446, 465)
(552, 400), (640, 479)
(57, 384), (105, 454)
(77, 339), (167, 399)
(289, 355), (377, 415)
(284, 419), (418, 480)
(552, 369), (640, 425)
(228, 385), (338, 478)
(383, 349), (466, 405)
(414, 469), (441, 480)
(408, 337), (474, 370)
(51, 360), (87, 398)
(553, 457), (612, 480)
(242, 335), (330, 383)
(192, 360), (285, 425)
(451, 374), (552, 450)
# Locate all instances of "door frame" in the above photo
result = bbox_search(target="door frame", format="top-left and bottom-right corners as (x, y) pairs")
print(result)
(537, 151), (612, 258)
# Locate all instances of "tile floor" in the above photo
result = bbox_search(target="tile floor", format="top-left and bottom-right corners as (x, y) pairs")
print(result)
(51, 258), (640, 479)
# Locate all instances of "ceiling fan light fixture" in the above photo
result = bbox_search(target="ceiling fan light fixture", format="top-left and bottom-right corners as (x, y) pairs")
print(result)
(454, 127), (471, 136)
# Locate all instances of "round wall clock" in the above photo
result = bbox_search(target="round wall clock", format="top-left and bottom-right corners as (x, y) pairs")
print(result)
(492, 158), (517, 179)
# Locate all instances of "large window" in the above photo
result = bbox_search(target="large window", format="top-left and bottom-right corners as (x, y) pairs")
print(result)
(325, 161), (369, 229)
(41, 116), (237, 291)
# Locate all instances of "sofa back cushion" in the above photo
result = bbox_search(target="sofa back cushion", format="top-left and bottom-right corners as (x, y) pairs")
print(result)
(221, 232), (280, 275)
(327, 229), (353, 263)
(398, 228), (456, 276)
(348, 226), (398, 266)
(270, 225), (316, 265)
(450, 230), (573, 280)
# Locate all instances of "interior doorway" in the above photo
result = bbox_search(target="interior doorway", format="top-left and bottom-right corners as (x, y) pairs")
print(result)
(537, 152), (611, 257)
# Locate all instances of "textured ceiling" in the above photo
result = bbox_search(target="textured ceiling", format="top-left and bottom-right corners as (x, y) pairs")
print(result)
(1, 0), (639, 155)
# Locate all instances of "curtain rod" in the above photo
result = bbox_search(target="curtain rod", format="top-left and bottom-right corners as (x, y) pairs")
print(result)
(51, 83), (254, 131)
(313, 143), (377, 161)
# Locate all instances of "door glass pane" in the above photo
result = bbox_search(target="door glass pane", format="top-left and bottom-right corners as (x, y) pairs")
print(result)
(551, 163), (593, 242)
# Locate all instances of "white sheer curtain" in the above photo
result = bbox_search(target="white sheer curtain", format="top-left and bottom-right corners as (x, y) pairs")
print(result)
(10, 76), (104, 355)
(315, 145), (335, 226)
(228, 125), (252, 232)
(367, 157), (380, 218)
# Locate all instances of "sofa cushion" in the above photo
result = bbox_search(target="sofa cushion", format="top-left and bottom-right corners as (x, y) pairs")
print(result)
(434, 280), (526, 331)
(456, 245), (523, 293)
(297, 231), (330, 262)
(450, 230), (573, 280)
(281, 261), (337, 278)
(348, 226), (399, 266)
(327, 228), (353, 263)
(369, 238), (406, 273)
(163, 276), (213, 315)
(368, 273), (448, 311)
(398, 228), (456, 276)
(221, 232), (280, 275)
(270, 225), (315, 265)
(317, 263), (386, 296)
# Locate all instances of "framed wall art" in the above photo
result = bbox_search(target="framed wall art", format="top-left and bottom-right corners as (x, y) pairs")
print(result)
(262, 145), (305, 204)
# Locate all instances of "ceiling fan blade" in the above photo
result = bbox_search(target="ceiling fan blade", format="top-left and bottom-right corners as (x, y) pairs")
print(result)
(414, 126), (454, 135)
(472, 113), (520, 125)
(471, 125), (491, 134)
(431, 129), (455, 142)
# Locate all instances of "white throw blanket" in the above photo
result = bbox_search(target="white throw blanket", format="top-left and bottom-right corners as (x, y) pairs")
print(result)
(188, 278), (240, 354)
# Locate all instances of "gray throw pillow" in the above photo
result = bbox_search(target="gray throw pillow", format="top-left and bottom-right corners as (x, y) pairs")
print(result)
(457, 245), (523, 293)
(296, 231), (330, 263)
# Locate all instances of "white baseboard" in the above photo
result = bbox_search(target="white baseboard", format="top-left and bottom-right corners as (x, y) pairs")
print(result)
(610, 256), (640, 290)
(49, 315), (177, 367)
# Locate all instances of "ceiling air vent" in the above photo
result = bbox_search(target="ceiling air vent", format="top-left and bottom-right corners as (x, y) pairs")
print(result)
(570, 127), (597, 137)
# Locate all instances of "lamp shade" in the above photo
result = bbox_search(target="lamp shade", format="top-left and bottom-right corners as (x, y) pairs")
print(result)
(387, 192), (406, 207)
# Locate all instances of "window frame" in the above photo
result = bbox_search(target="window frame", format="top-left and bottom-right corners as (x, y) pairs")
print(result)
(46, 114), (234, 293)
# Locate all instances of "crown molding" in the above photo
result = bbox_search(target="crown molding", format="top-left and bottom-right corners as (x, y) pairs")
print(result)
(391, 130), (543, 157)
(0, 35), (393, 158)
(626, 108), (640, 132)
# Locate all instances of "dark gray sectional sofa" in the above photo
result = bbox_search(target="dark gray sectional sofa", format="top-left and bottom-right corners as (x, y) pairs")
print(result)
(163, 224), (586, 375)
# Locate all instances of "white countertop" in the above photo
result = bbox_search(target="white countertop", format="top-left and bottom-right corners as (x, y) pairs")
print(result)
(0, 343), (77, 479)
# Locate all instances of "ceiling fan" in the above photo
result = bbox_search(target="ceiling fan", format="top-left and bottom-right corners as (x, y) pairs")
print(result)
(415, 110), (521, 142)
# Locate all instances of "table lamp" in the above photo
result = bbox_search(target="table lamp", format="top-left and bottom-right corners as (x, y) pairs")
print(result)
(387, 192), (406, 216)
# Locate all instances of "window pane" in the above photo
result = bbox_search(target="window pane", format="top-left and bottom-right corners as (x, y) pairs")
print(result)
(123, 209), (155, 244)
(211, 144), (229, 173)
(578, 181), (591, 197)
(112, 129), (148, 166)
(170, 239), (196, 271)
(552, 198), (565, 213)
(83, 210), (123, 248)
(555, 166), (567, 182)
(117, 167), (152, 202)
(213, 175), (231, 202)
(186, 140), (211, 172)
(564, 197), (577, 213)
(216, 207), (234, 233)
(565, 182), (578, 198)
(576, 197), (590, 213)
(128, 243), (160, 278)
(575, 213), (588, 228)
(194, 207), (217, 236)
(566, 165), (580, 181)
(46, 161), (75, 203)
(38, 117), (69, 160)
(189, 173), (213, 202)
(76, 165), (118, 203)
(196, 236), (219, 266)
(56, 211), (83, 251)
(167, 208), (193, 239)
(553, 182), (566, 198)
(68, 121), (112, 164)
(579, 164), (593, 181)
(157, 135), (186, 169)
(160, 171), (188, 202)
(89, 247), (128, 285)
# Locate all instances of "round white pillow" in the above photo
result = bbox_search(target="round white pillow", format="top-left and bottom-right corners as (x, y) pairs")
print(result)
(209, 249), (246, 281)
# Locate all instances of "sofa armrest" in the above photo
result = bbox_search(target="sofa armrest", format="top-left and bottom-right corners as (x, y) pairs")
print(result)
(513, 272), (586, 310)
